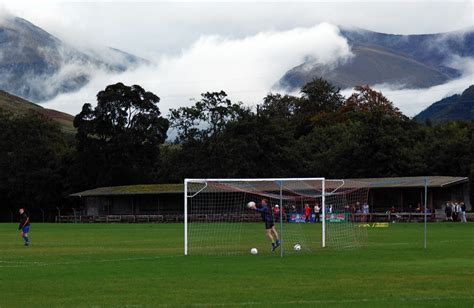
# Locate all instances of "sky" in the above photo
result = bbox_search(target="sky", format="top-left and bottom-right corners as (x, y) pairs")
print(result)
(1, 0), (474, 116)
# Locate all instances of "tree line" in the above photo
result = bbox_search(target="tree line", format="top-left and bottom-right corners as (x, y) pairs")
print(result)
(0, 80), (472, 216)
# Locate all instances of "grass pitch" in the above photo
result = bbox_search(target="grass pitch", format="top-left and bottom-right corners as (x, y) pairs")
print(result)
(0, 223), (473, 307)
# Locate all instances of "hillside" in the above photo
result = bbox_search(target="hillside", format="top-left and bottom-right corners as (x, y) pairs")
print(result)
(277, 27), (474, 91)
(0, 15), (144, 102)
(414, 85), (474, 123)
(278, 44), (450, 90)
(0, 90), (75, 133)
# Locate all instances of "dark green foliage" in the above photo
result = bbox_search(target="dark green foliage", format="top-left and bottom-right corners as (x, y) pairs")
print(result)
(0, 110), (70, 211)
(72, 83), (169, 188)
(1, 81), (473, 214)
(165, 82), (473, 199)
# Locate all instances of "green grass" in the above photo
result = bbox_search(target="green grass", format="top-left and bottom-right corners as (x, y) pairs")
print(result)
(0, 223), (473, 307)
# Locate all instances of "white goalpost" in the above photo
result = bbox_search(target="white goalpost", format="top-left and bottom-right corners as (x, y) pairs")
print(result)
(184, 178), (368, 256)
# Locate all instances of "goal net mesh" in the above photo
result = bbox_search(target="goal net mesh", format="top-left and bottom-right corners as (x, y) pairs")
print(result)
(186, 179), (368, 255)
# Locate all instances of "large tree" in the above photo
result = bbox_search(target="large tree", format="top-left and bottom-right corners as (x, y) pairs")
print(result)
(169, 91), (247, 143)
(0, 111), (69, 212)
(73, 83), (169, 187)
(167, 91), (266, 179)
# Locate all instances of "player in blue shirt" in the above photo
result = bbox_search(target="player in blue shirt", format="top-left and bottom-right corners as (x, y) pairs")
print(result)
(250, 199), (280, 251)
(18, 208), (30, 246)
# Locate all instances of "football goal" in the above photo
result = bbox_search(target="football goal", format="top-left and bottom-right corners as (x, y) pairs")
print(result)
(184, 178), (369, 256)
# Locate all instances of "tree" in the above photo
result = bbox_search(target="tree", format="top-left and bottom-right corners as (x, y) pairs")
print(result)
(0, 111), (70, 212)
(169, 91), (246, 143)
(300, 78), (345, 113)
(73, 83), (169, 187)
(296, 84), (427, 178)
(167, 91), (253, 179)
(296, 78), (345, 136)
(343, 85), (404, 118)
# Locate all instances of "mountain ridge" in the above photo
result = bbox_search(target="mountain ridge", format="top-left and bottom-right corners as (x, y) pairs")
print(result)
(414, 85), (474, 122)
(0, 15), (145, 102)
(0, 89), (75, 133)
(278, 27), (474, 91)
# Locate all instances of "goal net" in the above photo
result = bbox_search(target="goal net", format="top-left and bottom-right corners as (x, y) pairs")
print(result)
(184, 178), (368, 256)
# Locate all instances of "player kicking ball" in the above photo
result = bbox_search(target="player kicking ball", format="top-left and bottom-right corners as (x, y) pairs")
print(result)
(248, 199), (280, 251)
(18, 208), (30, 246)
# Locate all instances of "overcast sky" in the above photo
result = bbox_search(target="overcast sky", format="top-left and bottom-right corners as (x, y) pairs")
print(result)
(3, 1), (474, 57)
(1, 1), (473, 116)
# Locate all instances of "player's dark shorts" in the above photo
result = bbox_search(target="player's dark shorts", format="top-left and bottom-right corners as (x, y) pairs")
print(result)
(21, 226), (30, 233)
(265, 221), (274, 230)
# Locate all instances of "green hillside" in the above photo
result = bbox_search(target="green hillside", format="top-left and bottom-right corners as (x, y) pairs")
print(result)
(415, 85), (474, 123)
(0, 90), (75, 134)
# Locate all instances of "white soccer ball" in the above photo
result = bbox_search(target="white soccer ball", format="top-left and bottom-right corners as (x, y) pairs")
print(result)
(294, 244), (301, 251)
(247, 201), (256, 208)
(250, 248), (258, 255)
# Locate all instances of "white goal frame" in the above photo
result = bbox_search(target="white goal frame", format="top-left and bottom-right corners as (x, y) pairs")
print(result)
(184, 177), (326, 256)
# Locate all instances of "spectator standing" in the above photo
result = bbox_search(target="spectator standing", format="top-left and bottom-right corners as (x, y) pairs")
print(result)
(445, 202), (453, 221)
(314, 204), (320, 223)
(453, 202), (459, 221)
(460, 202), (467, 223)
(303, 204), (311, 222)
(362, 202), (370, 223)
(363, 203), (369, 214)
(273, 204), (280, 217)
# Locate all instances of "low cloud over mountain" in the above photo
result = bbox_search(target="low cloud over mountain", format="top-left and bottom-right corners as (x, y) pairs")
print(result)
(277, 27), (474, 91)
(1, 14), (473, 118)
(0, 15), (144, 102)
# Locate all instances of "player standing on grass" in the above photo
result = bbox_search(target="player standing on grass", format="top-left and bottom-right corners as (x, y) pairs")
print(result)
(249, 199), (280, 251)
(18, 208), (30, 246)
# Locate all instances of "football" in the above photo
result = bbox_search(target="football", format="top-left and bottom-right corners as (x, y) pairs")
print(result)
(250, 248), (258, 255)
(247, 201), (256, 208)
(294, 244), (301, 251)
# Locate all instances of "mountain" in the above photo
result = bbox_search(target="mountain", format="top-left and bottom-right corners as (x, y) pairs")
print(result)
(277, 27), (474, 91)
(0, 90), (75, 133)
(0, 16), (145, 102)
(414, 85), (474, 123)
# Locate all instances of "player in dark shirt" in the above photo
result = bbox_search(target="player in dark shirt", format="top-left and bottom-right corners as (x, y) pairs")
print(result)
(18, 208), (30, 246)
(250, 199), (280, 251)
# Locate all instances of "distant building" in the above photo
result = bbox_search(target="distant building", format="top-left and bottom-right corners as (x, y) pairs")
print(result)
(70, 176), (470, 221)
(358, 176), (470, 212)
(70, 184), (183, 221)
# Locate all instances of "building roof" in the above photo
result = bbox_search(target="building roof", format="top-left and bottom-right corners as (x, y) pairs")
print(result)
(70, 184), (184, 197)
(352, 176), (469, 188)
(70, 176), (468, 197)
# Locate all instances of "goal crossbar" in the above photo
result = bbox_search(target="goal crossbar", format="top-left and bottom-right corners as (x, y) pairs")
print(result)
(185, 178), (325, 183)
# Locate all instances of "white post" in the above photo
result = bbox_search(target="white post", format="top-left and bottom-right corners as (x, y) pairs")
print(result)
(424, 177), (428, 249)
(279, 181), (283, 258)
(184, 179), (188, 256)
(322, 179), (326, 248)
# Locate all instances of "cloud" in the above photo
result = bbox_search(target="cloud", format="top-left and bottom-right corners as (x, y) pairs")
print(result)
(42, 23), (353, 115)
(35, 22), (474, 119)
(3, 1), (473, 58)
(346, 57), (474, 116)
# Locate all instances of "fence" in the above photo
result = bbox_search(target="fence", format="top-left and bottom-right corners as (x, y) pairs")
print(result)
(51, 212), (474, 223)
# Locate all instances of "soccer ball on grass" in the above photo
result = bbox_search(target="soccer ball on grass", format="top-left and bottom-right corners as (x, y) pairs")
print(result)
(250, 248), (258, 255)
